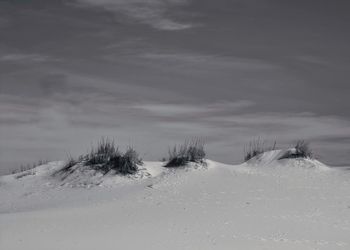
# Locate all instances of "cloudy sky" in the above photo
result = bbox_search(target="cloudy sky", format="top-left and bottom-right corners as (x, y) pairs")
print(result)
(1, 0), (350, 174)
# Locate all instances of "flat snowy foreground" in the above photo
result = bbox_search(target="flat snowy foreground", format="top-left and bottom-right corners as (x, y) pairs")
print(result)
(1, 151), (350, 250)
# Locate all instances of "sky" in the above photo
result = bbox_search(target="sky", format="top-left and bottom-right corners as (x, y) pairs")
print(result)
(1, 0), (350, 174)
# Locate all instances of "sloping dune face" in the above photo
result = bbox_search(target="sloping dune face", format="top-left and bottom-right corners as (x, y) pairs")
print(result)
(243, 149), (329, 169)
(1, 157), (350, 250)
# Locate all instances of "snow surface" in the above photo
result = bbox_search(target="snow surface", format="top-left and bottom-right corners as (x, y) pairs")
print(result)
(1, 150), (350, 250)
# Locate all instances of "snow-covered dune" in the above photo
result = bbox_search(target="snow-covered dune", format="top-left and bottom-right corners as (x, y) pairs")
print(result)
(1, 153), (350, 250)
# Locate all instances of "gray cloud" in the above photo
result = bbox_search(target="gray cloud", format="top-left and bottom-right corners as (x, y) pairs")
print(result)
(0, 95), (41, 125)
(136, 52), (278, 70)
(39, 74), (68, 96)
(73, 0), (194, 30)
(133, 100), (254, 116)
(0, 53), (58, 64)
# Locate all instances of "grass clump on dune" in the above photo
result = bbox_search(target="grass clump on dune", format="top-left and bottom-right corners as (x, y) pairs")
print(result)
(279, 140), (313, 160)
(164, 139), (206, 168)
(244, 138), (277, 162)
(60, 138), (142, 175)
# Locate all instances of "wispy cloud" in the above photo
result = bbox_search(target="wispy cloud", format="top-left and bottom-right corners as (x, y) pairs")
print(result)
(294, 55), (330, 66)
(0, 95), (41, 125)
(73, 0), (193, 30)
(0, 53), (57, 63)
(137, 53), (277, 70)
(207, 113), (350, 140)
(133, 100), (254, 116)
